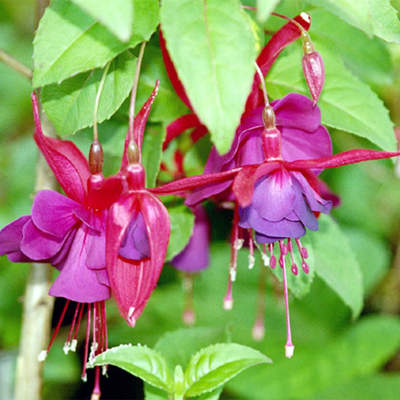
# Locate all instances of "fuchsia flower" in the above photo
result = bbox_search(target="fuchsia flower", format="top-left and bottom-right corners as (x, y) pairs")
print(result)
(106, 81), (171, 327)
(0, 93), (124, 386)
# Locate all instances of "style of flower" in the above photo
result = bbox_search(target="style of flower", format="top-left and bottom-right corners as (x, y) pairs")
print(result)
(0, 93), (124, 388)
(106, 81), (171, 327)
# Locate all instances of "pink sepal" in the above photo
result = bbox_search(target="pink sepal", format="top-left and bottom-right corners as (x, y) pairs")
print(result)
(106, 191), (170, 326)
(32, 92), (90, 204)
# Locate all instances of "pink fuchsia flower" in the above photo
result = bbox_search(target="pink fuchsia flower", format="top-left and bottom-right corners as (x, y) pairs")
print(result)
(0, 93), (123, 383)
(106, 81), (171, 327)
(185, 93), (332, 206)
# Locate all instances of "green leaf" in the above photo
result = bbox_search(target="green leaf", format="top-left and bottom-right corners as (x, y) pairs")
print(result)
(256, 0), (280, 22)
(166, 203), (195, 261)
(142, 125), (167, 187)
(195, 387), (223, 400)
(228, 315), (400, 400)
(269, 234), (315, 298)
(308, 215), (363, 318)
(33, 0), (159, 87)
(144, 384), (169, 399)
(41, 51), (136, 136)
(91, 344), (173, 392)
(309, 9), (393, 87)
(138, 45), (190, 123)
(311, 374), (400, 400)
(155, 327), (226, 369)
(266, 42), (396, 152)
(160, 0), (257, 154)
(71, 0), (133, 42)
(307, 0), (400, 43)
(184, 343), (271, 396)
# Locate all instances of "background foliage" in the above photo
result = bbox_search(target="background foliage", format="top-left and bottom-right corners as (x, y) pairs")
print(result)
(1, 0), (400, 399)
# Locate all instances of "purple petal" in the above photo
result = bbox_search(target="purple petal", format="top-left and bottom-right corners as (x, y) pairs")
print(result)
(21, 220), (66, 260)
(0, 216), (30, 257)
(50, 228), (77, 269)
(32, 190), (80, 238)
(119, 212), (150, 261)
(86, 229), (106, 269)
(252, 169), (296, 221)
(49, 225), (110, 302)
(171, 206), (210, 273)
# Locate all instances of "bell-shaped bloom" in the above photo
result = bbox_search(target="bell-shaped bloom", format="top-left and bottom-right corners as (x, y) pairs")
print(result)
(106, 82), (171, 327)
(171, 205), (210, 273)
(186, 93), (331, 205)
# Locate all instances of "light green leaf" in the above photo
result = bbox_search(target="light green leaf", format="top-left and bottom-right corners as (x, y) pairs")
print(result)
(161, 0), (257, 154)
(266, 42), (396, 152)
(195, 387), (223, 400)
(270, 234), (315, 298)
(142, 125), (167, 188)
(144, 384), (169, 400)
(41, 51), (136, 136)
(307, 0), (400, 43)
(256, 0), (281, 22)
(184, 343), (271, 396)
(71, 0), (133, 42)
(91, 344), (173, 392)
(166, 203), (195, 261)
(308, 215), (363, 318)
(33, 0), (158, 87)
(309, 9), (393, 87)
(228, 315), (400, 400)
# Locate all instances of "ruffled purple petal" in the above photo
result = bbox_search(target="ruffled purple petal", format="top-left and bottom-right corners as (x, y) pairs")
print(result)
(49, 225), (110, 302)
(119, 212), (150, 261)
(171, 206), (210, 273)
(86, 229), (106, 270)
(50, 227), (77, 269)
(21, 219), (66, 260)
(252, 169), (296, 221)
(0, 216), (30, 259)
(32, 190), (80, 238)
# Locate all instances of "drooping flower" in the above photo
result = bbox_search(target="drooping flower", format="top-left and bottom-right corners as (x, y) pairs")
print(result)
(0, 93), (123, 386)
(106, 80), (171, 327)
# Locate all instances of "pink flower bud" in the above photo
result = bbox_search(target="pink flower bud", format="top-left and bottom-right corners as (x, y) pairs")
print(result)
(302, 50), (325, 104)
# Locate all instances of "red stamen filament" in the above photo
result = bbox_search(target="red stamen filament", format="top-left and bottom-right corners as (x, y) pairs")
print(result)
(268, 243), (277, 268)
(71, 302), (85, 352)
(252, 262), (267, 341)
(295, 238), (310, 273)
(287, 239), (299, 275)
(64, 302), (81, 354)
(248, 231), (255, 269)
(81, 304), (92, 382)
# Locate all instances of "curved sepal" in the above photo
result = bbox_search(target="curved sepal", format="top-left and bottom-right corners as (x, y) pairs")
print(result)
(121, 82), (160, 168)
(159, 30), (193, 110)
(32, 92), (90, 204)
(246, 13), (311, 112)
(106, 191), (170, 326)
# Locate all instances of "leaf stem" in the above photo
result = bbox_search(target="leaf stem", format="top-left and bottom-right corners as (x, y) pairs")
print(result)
(254, 61), (270, 106)
(0, 49), (32, 80)
(93, 62), (111, 142)
(129, 41), (147, 143)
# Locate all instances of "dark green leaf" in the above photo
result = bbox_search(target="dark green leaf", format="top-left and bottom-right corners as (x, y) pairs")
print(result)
(41, 51), (136, 136)
(33, 0), (158, 87)
(91, 344), (173, 391)
(71, 0), (133, 42)
(184, 343), (271, 396)
(166, 204), (195, 261)
(267, 42), (396, 152)
(161, 0), (257, 154)
(308, 215), (363, 318)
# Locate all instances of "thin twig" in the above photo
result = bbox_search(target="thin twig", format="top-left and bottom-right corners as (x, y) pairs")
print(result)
(0, 49), (32, 80)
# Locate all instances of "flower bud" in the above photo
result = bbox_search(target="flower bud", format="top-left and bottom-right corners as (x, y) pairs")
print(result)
(302, 49), (325, 104)
(89, 140), (104, 175)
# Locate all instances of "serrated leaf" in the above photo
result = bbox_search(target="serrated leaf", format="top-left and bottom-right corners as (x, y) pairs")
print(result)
(71, 0), (133, 42)
(33, 0), (158, 87)
(269, 234), (315, 298)
(166, 204), (195, 261)
(161, 0), (256, 154)
(309, 9), (393, 87)
(228, 315), (400, 399)
(142, 125), (167, 187)
(184, 343), (271, 396)
(41, 51), (136, 136)
(266, 42), (396, 152)
(308, 215), (363, 318)
(256, 0), (280, 22)
(92, 345), (173, 392)
(307, 0), (400, 43)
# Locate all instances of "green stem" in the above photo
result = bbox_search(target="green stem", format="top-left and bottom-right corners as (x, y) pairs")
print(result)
(0, 49), (32, 80)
